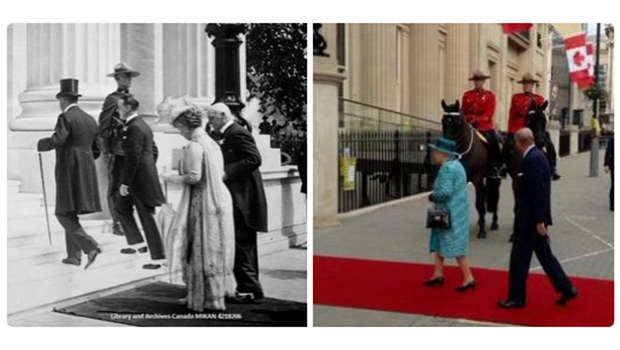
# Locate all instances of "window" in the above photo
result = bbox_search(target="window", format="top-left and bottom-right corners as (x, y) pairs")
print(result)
(336, 24), (346, 67)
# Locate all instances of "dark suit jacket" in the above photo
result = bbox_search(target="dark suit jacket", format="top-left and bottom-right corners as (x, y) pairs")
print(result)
(515, 146), (553, 232)
(121, 116), (165, 208)
(605, 137), (614, 170)
(99, 89), (127, 155)
(220, 122), (268, 232)
(37, 106), (102, 215)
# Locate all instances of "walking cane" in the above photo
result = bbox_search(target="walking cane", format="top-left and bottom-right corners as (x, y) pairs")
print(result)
(38, 153), (53, 245)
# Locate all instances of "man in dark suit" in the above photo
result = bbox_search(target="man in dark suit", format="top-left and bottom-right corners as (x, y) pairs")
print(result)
(605, 136), (614, 211)
(37, 79), (101, 269)
(207, 103), (268, 302)
(99, 63), (141, 236)
(498, 128), (577, 309)
(115, 94), (166, 269)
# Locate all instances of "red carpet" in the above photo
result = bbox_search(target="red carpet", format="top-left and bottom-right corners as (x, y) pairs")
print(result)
(314, 255), (614, 326)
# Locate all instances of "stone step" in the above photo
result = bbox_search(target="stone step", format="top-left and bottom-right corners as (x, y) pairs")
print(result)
(7, 216), (110, 248)
(7, 253), (169, 316)
(8, 180), (21, 195)
(7, 230), (129, 266)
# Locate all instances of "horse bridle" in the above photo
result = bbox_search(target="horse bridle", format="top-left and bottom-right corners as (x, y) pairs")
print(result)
(443, 111), (475, 158)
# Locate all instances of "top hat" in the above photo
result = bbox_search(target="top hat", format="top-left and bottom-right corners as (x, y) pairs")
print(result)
(56, 79), (82, 99)
(427, 137), (459, 156)
(468, 69), (491, 81)
(106, 62), (140, 78)
(517, 72), (540, 84)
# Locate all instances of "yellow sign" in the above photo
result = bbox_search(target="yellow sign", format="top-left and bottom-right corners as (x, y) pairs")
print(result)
(340, 157), (357, 191)
(591, 117), (601, 137)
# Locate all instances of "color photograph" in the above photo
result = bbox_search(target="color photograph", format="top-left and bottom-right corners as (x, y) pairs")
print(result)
(313, 23), (614, 327)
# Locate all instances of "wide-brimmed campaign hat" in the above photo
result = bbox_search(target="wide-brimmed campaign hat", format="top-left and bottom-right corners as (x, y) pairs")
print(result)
(468, 69), (491, 81)
(427, 137), (459, 156)
(517, 72), (540, 84)
(106, 62), (140, 78)
(56, 78), (82, 98)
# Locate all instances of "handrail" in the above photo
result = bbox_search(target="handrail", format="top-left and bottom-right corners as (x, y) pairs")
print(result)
(339, 98), (442, 126)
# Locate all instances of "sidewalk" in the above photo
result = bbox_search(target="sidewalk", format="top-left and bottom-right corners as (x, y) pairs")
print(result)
(10, 247), (307, 326)
(314, 150), (614, 326)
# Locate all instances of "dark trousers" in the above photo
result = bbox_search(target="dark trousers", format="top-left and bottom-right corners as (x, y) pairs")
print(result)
(115, 193), (165, 260)
(508, 229), (574, 304)
(107, 155), (124, 224)
(56, 212), (99, 260)
(233, 207), (263, 296)
(482, 130), (501, 168)
(610, 168), (614, 209)
(502, 133), (515, 167)
(543, 132), (558, 171)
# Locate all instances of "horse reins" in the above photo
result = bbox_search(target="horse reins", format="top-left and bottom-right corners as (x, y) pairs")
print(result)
(444, 112), (475, 159)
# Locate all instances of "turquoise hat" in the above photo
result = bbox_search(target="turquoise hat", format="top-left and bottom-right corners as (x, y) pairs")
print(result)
(428, 137), (459, 156)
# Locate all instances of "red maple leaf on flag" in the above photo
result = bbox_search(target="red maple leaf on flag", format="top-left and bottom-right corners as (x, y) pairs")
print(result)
(573, 50), (586, 66)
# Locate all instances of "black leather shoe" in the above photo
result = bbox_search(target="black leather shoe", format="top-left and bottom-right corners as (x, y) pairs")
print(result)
(137, 246), (148, 254)
(62, 257), (81, 266)
(552, 172), (561, 181)
(84, 247), (101, 270)
(143, 263), (162, 270)
(556, 288), (578, 306)
(456, 280), (476, 292)
(497, 299), (525, 309)
(226, 294), (256, 304)
(423, 276), (445, 286)
(120, 248), (137, 254)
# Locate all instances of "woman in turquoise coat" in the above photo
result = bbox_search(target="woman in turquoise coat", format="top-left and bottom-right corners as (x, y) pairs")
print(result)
(424, 138), (475, 292)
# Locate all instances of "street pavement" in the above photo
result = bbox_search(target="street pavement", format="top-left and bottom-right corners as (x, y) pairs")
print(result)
(10, 246), (307, 326)
(314, 150), (614, 326)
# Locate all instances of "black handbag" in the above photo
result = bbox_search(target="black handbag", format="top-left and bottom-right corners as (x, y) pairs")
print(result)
(426, 208), (451, 229)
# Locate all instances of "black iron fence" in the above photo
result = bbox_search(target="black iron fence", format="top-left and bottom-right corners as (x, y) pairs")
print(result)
(337, 99), (443, 213)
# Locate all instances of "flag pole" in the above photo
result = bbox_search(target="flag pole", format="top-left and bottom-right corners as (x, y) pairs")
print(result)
(589, 23), (601, 177)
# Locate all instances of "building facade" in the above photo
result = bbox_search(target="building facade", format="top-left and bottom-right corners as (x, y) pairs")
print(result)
(7, 23), (306, 252)
(335, 23), (553, 130)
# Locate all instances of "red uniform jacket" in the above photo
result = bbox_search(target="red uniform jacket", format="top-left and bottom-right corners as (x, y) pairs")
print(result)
(508, 93), (546, 134)
(461, 89), (496, 131)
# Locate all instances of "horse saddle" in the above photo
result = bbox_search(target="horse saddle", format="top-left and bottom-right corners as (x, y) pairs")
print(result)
(475, 130), (504, 152)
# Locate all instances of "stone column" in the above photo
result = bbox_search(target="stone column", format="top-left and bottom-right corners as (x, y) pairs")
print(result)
(361, 24), (397, 112)
(8, 24), (120, 201)
(314, 23), (346, 229)
(469, 23), (481, 73)
(444, 23), (470, 102)
(569, 125), (580, 155)
(120, 24), (164, 118)
(410, 24), (440, 119)
(548, 120), (562, 156)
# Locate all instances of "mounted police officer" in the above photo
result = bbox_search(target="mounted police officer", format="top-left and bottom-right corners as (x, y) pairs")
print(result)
(461, 70), (502, 178)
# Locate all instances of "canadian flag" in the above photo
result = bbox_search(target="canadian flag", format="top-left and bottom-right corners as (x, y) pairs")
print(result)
(502, 23), (533, 34)
(586, 42), (595, 80)
(564, 32), (593, 89)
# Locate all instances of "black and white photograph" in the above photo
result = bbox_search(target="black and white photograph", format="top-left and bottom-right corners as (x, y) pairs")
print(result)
(6, 23), (307, 327)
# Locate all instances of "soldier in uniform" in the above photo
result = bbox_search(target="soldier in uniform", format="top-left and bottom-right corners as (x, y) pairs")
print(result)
(99, 63), (141, 235)
(37, 79), (102, 269)
(461, 70), (502, 177)
(503, 73), (561, 180)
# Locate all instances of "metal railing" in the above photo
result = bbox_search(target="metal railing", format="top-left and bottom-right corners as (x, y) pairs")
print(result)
(337, 99), (443, 213)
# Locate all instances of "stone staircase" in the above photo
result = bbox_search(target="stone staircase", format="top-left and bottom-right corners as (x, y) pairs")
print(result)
(7, 180), (170, 321)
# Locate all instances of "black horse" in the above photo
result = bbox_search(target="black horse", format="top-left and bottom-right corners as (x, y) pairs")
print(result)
(441, 100), (502, 239)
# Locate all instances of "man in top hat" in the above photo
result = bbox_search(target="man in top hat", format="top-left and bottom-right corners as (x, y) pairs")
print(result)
(99, 62), (141, 236)
(37, 79), (102, 269)
(461, 70), (502, 178)
(503, 73), (561, 180)
(115, 94), (166, 269)
(206, 103), (268, 303)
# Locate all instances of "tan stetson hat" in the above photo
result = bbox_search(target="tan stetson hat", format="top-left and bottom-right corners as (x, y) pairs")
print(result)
(468, 70), (491, 81)
(517, 72), (540, 84)
(106, 62), (140, 78)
